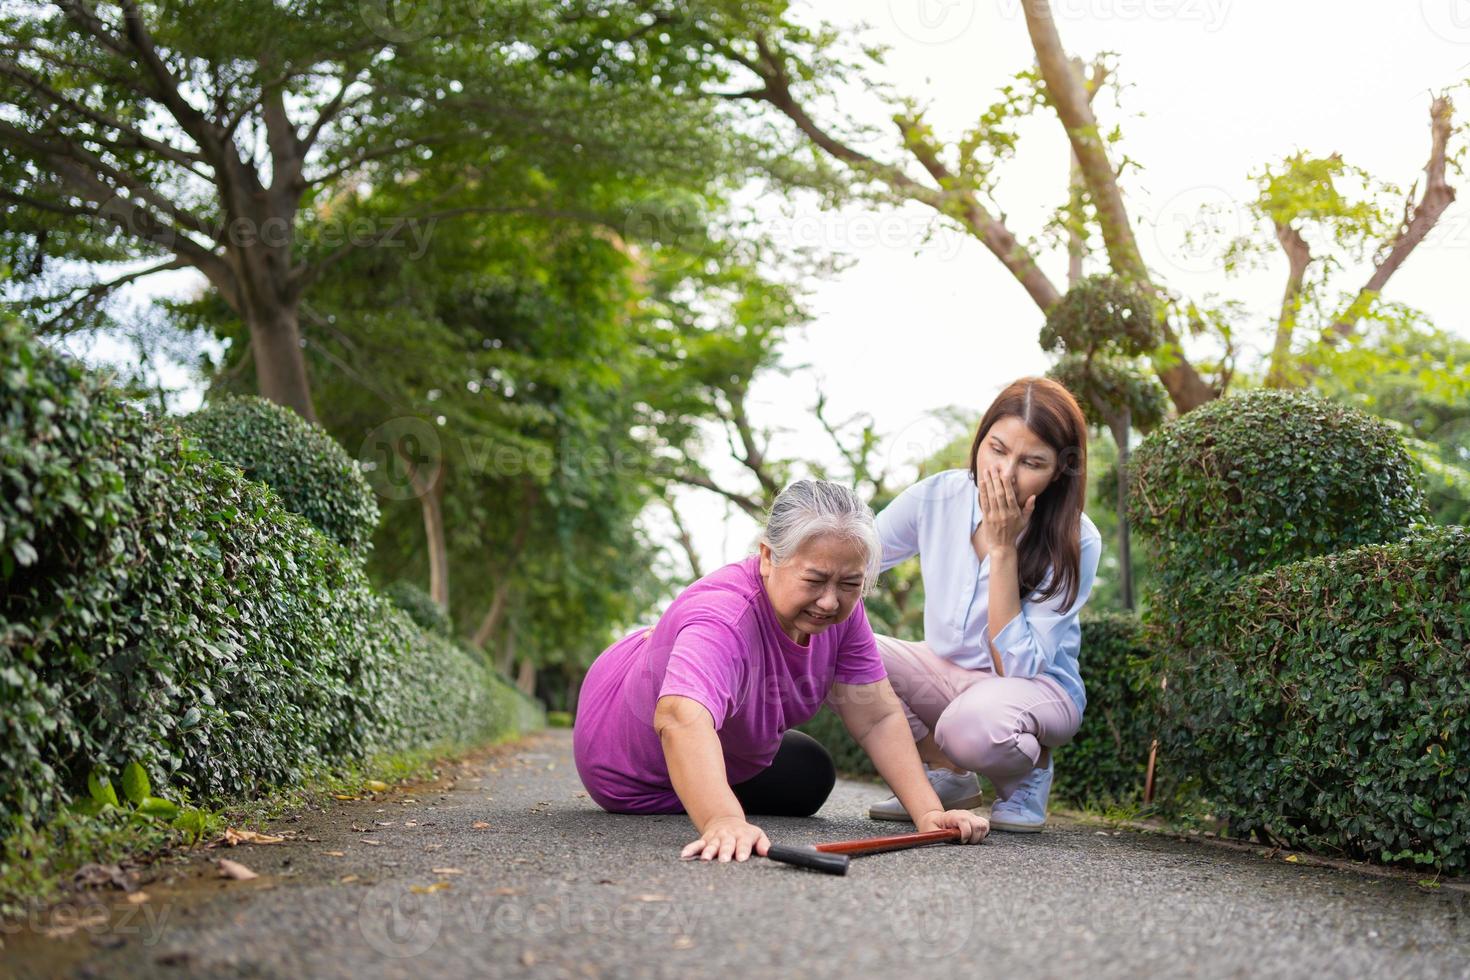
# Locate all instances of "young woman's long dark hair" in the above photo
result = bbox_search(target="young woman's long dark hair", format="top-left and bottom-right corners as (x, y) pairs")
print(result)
(967, 377), (1088, 610)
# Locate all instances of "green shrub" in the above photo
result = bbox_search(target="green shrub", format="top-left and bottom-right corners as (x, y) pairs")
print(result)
(1129, 390), (1425, 592)
(1053, 612), (1161, 808)
(385, 580), (453, 638)
(183, 395), (380, 553)
(0, 319), (538, 831)
(1159, 526), (1470, 871)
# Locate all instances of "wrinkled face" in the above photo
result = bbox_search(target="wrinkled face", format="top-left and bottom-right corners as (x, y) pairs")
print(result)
(758, 534), (868, 645)
(973, 415), (1062, 505)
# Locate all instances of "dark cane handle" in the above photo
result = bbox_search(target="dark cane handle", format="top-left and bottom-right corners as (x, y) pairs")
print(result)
(763, 843), (850, 876)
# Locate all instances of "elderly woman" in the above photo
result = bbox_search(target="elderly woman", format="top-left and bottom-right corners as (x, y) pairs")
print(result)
(573, 480), (988, 863)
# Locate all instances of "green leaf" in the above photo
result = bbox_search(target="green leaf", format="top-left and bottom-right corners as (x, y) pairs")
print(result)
(137, 796), (179, 819)
(88, 770), (120, 807)
(121, 760), (151, 805)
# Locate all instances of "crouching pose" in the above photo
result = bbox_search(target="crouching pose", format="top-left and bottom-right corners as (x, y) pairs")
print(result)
(867, 377), (1102, 832)
(573, 480), (988, 862)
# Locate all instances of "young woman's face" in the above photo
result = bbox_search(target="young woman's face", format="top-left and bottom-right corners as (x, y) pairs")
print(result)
(974, 415), (1062, 506)
(759, 534), (867, 645)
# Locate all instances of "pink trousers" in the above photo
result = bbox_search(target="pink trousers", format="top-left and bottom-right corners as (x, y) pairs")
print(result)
(873, 633), (1082, 799)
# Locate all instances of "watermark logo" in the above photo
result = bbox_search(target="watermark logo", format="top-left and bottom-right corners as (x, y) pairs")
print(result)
(1422, 0), (1470, 44)
(994, 0), (1231, 33)
(1148, 185), (1248, 275)
(358, 416), (443, 502)
(357, 882), (444, 958)
(360, 0), (445, 43)
(890, 0), (979, 45)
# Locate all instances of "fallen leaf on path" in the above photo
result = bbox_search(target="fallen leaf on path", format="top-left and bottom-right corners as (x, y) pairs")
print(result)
(471, 821), (490, 830)
(217, 859), (258, 881)
(322, 851), (346, 857)
(359, 839), (382, 846)
(72, 862), (136, 891)
(374, 821), (394, 827)
(673, 936), (695, 950)
(218, 828), (285, 846)
(492, 887), (521, 896)
(351, 824), (369, 833)
(331, 794), (359, 801)
(405, 821), (418, 828)
(339, 875), (360, 884)
(364, 780), (390, 793)
(126, 892), (150, 905)
(431, 867), (464, 875)
(635, 894), (669, 903)
(411, 882), (451, 894)
(1285, 854), (1300, 863)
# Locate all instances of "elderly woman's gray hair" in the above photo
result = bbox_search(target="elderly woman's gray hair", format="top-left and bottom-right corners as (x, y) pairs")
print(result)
(759, 479), (883, 594)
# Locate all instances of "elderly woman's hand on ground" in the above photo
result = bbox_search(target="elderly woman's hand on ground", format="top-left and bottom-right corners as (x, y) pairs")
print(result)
(916, 807), (990, 843)
(680, 815), (771, 863)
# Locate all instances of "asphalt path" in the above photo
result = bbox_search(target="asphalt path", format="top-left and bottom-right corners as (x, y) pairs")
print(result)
(6, 730), (1470, 979)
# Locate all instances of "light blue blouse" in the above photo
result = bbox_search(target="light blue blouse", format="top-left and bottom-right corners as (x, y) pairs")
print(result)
(874, 468), (1102, 714)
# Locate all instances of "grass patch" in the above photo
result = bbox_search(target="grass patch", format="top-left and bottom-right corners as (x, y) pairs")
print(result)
(1, 728), (540, 921)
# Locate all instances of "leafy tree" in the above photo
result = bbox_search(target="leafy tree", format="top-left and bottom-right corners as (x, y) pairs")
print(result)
(1306, 315), (1470, 526)
(0, 0), (738, 419)
(1042, 275), (1169, 610)
(667, 0), (1464, 414)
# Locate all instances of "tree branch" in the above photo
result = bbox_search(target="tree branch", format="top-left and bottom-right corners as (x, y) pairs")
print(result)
(1265, 220), (1312, 387)
(1326, 95), (1458, 340)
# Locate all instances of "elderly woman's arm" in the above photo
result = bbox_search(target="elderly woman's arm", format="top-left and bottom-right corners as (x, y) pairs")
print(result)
(654, 695), (771, 862)
(828, 681), (988, 842)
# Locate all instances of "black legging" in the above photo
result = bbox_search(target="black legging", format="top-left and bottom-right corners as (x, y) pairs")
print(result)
(730, 730), (836, 817)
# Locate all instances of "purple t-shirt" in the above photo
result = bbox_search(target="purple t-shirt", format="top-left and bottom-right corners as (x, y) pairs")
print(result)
(572, 555), (887, 814)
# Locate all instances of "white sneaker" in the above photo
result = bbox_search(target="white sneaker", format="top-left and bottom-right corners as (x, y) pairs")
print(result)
(988, 759), (1053, 832)
(867, 766), (983, 821)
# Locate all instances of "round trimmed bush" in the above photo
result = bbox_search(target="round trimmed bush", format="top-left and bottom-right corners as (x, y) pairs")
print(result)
(183, 396), (380, 553)
(1128, 390), (1426, 588)
(0, 319), (537, 830)
(1161, 526), (1470, 871)
(384, 580), (452, 638)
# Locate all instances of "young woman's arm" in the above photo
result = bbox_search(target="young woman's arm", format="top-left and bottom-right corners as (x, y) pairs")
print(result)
(654, 695), (770, 862)
(988, 532), (1102, 677)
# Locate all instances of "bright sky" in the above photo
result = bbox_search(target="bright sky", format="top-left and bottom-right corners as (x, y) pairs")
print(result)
(78, 0), (1470, 588)
(672, 0), (1470, 572)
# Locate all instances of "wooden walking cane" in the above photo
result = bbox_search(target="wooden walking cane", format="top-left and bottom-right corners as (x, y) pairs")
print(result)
(764, 828), (965, 876)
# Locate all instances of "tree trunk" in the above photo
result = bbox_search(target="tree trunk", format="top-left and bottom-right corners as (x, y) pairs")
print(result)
(1109, 408), (1135, 612)
(472, 583), (511, 650)
(1023, 0), (1218, 415)
(515, 658), (537, 697)
(249, 302), (318, 422)
(405, 456), (450, 609)
(566, 666), (584, 718)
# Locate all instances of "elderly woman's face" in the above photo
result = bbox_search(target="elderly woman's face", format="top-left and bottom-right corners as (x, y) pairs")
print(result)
(758, 534), (868, 645)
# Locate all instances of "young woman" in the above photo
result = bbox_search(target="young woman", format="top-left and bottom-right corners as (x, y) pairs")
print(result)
(865, 378), (1102, 832)
(573, 480), (988, 863)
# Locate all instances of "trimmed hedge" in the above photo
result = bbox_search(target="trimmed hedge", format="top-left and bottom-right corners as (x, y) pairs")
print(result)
(1161, 526), (1470, 870)
(385, 580), (454, 639)
(1129, 390), (1425, 591)
(1052, 612), (1161, 808)
(0, 319), (537, 830)
(798, 614), (1156, 808)
(183, 395), (380, 554)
